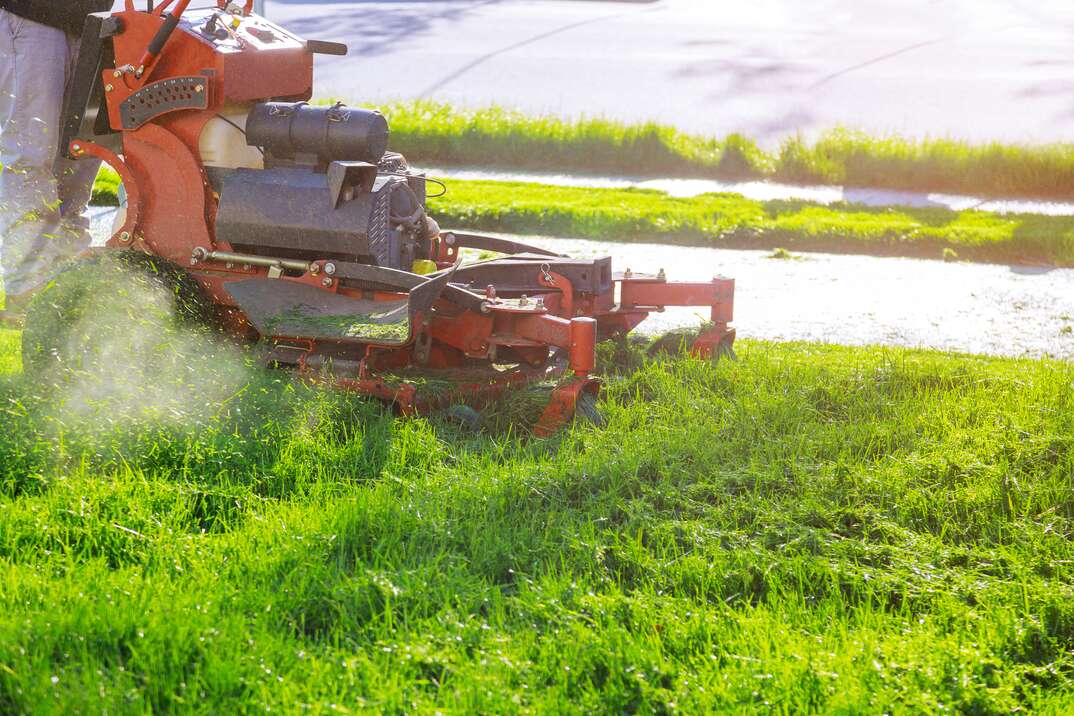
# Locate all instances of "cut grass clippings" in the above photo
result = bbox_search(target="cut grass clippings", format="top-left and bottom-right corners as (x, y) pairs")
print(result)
(2, 325), (1074, 711)
(89, 169), (1074, 265)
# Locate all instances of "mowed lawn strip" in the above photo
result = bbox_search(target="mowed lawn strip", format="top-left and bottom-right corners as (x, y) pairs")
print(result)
(429, 179), (1074, 265)
(88, 170), (1074, 265)
(1, 328), (1073, 712)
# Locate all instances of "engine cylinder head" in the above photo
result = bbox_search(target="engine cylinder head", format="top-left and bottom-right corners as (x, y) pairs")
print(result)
(245, 101), (389, 163)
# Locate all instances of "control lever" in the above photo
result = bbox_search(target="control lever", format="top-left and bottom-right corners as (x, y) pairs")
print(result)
(135, 0), (192, 78)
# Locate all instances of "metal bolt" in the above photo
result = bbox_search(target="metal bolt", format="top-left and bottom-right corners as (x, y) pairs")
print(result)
(519, 294), (528, 306)
(657, 268), (666, 280)
(310, 264), (320, 275)
(105, 84), (114, 92)
(444, 233), (456, 246)
(195, 84), (204, 93)
(225, 262), (235, 269)
(321, 277), (333, 287)
(485, 284), (496, 299)
(623, 268), (632, 279)
(113, 69), (122, 78)
(190, 257), (198, 265)
(324, 262), (336, 275)
(242, 264), (251, 271)
(71, 143), (81, 153)
(118, 231), (131, 243)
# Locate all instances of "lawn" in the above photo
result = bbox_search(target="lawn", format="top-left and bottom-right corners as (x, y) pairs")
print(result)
(89, 170), (1074, 266)
(2, 315), (1073, 712)
(376, 100), (1074, 201)
(428, 180), (1074, 265)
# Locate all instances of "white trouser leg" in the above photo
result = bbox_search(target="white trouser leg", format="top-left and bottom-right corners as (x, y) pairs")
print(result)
(0, 8), (101, 298)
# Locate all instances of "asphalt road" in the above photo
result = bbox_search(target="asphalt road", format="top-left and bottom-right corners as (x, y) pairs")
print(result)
(264, 0), (1074, 144)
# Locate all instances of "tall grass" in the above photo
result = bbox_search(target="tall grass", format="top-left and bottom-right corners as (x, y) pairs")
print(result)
(375, 100), (770, 181)
(376, 100), (1074, 200)
(2, 324), (1074, 712)
(776, 129), (1074, 199)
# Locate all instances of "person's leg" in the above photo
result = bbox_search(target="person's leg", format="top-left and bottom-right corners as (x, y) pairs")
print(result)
(53, 30), (101, 259)
(0, 10), (90, 301)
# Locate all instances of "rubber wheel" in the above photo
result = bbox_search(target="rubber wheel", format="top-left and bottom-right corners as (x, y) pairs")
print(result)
(444, 403), (484, 432)
(21, 250), (212, 379)
(715, 335), (738, 362)
(574, 390), (604, 428)
(648, 329), (737, 363)
(647, 328), (697, 357)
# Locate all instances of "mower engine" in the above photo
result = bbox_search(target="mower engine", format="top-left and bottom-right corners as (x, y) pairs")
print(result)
(46, 0), (736, 434)
(217, 102), (438, 272)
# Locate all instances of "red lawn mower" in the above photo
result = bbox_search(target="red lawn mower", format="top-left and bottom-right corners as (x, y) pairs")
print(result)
(33, 0), (735, 433)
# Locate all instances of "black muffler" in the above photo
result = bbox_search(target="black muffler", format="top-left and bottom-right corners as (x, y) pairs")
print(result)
(245, 101), (389, 164)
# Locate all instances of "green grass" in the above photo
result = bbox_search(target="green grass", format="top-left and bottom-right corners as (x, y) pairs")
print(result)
(2, 315), (1074, 711)
(427, 179), (1074, 265)
(373, 100), (769, 182)
(88, 170), (1074, 264)
(90, 165), (121, 207)
(0, 328), (20, 374)
(376, 100), (1074, 200)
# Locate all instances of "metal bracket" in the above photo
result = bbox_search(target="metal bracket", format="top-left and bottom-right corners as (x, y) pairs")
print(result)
(413, 326), (433, 365)
(538, 263), (575, 316)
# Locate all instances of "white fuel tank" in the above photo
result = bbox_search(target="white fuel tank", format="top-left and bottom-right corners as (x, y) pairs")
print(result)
(198, 103), (264, 170)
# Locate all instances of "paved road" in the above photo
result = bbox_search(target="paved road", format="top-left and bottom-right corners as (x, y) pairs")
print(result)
(265, 0), (1074, 144)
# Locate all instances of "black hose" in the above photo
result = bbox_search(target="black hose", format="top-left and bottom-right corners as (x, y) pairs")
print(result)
(214, 114), (264, 156)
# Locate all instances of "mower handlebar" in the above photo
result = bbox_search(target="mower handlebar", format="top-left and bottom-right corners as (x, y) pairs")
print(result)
(131, 0), (264, 79)
(134, 0), (192, 78)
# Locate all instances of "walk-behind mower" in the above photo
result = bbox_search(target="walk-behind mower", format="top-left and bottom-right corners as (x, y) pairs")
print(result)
(29, 0), (735, 434)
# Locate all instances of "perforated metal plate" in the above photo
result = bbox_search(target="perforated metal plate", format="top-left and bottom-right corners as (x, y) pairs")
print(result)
(119, 76), (209, 129)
